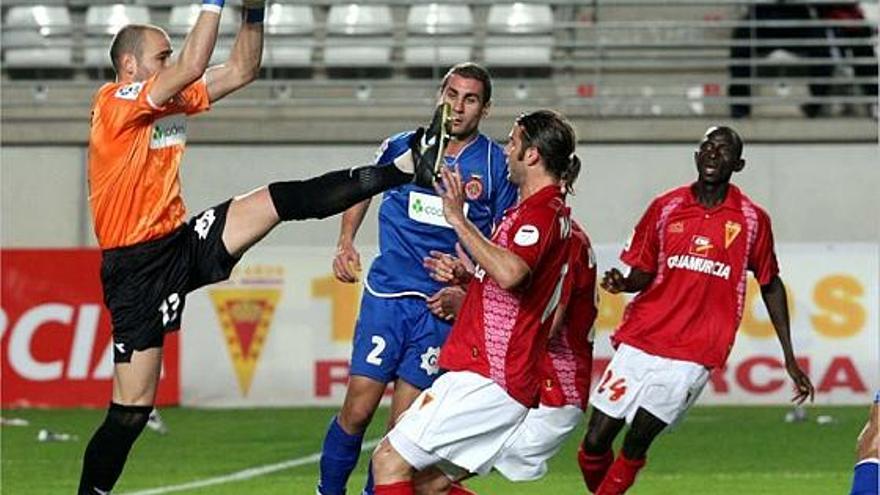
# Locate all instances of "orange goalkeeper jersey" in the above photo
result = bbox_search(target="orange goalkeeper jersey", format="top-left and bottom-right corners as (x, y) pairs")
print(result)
(88, 74), (210, 249)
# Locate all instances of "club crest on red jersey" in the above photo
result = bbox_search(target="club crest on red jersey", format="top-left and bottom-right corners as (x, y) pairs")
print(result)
(689, 235), (713, 257)
(724, 221), (742, 248)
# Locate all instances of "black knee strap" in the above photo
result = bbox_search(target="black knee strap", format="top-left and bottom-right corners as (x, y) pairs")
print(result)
(268, 165), (410, 221)
(106, 402), (152, 437)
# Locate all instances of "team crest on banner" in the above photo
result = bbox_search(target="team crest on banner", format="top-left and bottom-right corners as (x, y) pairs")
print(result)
(209, 265), (283, 396)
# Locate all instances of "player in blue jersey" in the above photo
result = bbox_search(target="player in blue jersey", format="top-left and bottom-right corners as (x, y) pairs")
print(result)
(317, 62), (518, 495)
(850, 391), (879, 495)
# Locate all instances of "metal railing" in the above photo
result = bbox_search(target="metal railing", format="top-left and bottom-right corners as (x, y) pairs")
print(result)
(1, 0), (877, 119)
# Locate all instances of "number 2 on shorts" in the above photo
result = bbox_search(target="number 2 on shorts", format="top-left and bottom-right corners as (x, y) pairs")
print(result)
(366, 335), (386, 366)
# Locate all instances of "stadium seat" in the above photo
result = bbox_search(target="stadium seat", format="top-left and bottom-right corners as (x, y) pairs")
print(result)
(2, 5), (73, 68)
(2, 0), (68, 4)
(860, 1), (879, 27)
(404, 3), (474, 67)
(323, 4), (394, 68)
(484, 3), (554, 67)
(264, 3), (315, 68)
(135, 0), (193, 6)
(168, 4), (239, 65)
(84, 5), (151, 67)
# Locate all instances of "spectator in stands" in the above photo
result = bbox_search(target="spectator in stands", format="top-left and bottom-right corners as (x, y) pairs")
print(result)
(729, 1), (878, 119)
(817, 2), (878, 118)
(728, 1), (833, 118)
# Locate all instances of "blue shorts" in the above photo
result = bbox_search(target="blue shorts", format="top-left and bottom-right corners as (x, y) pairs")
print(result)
(349, 292), (452, 390)
(851, 460), (879, 495)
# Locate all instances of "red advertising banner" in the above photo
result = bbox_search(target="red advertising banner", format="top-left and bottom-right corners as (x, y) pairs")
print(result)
(1, 249), (179, 407)
(180, 245), (876, 407)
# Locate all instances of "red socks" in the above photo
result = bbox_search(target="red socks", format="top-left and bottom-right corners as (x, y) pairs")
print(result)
(449, 482), (478, 495)
(595, 454), (646, 495)
(374, 481), (415, 495)
(578, 445), (614, 493)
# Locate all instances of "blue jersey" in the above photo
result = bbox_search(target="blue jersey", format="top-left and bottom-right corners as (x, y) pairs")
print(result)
(366, 131), (517, 297)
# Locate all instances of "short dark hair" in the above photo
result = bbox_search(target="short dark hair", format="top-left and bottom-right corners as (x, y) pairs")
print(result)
(516, 110), (580, 192)
(439, 62), (493, 104)
(109, 24), (158, 74)
(707, 126), (743, 158)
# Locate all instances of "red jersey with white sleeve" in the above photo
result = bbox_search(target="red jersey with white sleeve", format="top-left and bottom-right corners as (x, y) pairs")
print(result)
(612, 184), (779, 368)
(439, 185), (572, 408)
(540, 221), (598, 410)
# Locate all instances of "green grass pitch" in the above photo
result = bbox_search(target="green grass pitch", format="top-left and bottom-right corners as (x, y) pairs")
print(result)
(1, 405), (864, 494)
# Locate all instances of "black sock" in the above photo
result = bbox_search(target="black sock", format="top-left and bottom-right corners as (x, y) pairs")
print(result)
(268, 164), (411, 221)
(78, 403), (152, 494)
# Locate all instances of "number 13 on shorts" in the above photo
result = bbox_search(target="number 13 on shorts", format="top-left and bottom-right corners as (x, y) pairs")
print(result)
(597, 369), (627, 402)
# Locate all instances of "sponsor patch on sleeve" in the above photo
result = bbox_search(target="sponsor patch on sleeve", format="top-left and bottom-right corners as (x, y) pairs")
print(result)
(513, 225), (540, 246)
(114, 82), (144, 100)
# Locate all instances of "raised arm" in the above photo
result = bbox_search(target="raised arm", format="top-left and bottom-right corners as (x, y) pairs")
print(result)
(205, 1), (265, 103)
(760, 274), (814, 404)
(436, 167), (529, 291)
(148, 0), (224, 107)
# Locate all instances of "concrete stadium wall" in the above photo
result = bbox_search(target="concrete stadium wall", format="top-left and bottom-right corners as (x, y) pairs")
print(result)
(2, 143), (878, 247)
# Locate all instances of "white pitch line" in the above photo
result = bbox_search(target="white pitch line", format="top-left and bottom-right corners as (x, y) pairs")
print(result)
(121, 438), (380, 495)
(646, 471), (838, 481)
(120, 439), (834, 494)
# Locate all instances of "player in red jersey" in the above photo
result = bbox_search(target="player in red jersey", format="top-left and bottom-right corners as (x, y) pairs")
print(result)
(416, 217), (597, 495)
(369, 110), (581, 495)
(577, 126), (814, 495)
(493, 220), (598, 482)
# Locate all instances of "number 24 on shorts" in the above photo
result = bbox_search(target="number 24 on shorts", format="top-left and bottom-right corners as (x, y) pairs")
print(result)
(597, 369), (627, 402)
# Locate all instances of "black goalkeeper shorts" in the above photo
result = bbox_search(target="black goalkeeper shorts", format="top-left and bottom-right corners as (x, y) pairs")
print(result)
(100, 200), (239, 362)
